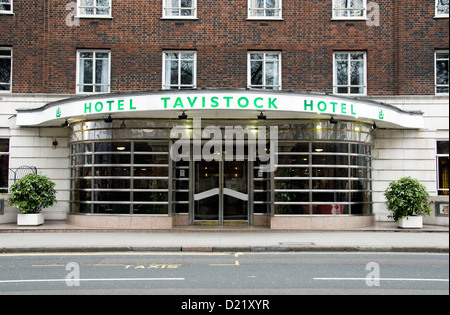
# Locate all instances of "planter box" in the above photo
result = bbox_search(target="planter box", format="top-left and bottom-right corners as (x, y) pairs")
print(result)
(397, 216), (423, 229)
(17, 213), (44, 226)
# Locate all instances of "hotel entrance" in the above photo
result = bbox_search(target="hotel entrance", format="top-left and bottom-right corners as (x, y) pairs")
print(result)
(194, 157), (250, 226)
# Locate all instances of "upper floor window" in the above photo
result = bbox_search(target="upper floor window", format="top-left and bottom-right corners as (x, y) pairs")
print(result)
(163, 51), (197, 90)
(77, 50), (111, 94)
(333, 52), (367, 95)
(248, 0), (282, 19)
(0, 0), (12, 14)
(78, 0), (111, 18)
(0, 48), (12, 93)
(436, 0), (449, 18)
(332, 0), (367, 19)
(163, 0), (197, 18)
(248, 52), (281, 90)
(436, 51), (449, 94)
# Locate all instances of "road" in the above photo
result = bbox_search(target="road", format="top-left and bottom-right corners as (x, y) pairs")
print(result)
(0, 252), (448, 297)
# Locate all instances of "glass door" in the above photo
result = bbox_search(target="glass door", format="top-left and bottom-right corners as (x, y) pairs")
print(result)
(223, 161), (249, 224)
(193, 159), (249, 226)
(194, 160), (221, 224)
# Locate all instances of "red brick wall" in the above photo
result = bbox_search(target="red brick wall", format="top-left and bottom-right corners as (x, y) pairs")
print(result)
(0, 0), (448, 95)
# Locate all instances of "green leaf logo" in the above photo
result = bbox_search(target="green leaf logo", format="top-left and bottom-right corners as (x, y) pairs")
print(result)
(56, 108), (61, 118)
(379, 110), (384, 120)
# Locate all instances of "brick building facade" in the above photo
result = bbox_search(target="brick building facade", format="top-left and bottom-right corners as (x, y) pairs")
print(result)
(0, 1), (448, 229)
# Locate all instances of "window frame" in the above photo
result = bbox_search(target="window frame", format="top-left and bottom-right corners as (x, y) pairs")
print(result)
(435, 0), (449, 18)
(332, 0), (367, 20)
(162, 51), (197, 90)
(333, 51), (367, 96)
(76, 49), (111, 94)
(0, 0), (13, 14)
(0, 47), (12, 93)
(247, 0), (283, 20)
(436, 140), (449, 196)
(162, 0), (197, 19)
(247, 51), (282, 90)
(435, 50), (449, 95)
(77, 0), (112, 18)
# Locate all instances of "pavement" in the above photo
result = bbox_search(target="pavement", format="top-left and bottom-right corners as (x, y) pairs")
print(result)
(0, 221), (448, 253)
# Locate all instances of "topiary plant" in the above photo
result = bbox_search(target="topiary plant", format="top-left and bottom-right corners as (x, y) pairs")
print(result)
(8, 174), (57, 214)
(384, 176), (432, 221)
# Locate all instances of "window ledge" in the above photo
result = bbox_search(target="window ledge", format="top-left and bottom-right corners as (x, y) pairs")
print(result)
(246, 17), (284, 21)
(434, 15), (449, 19)
(0, 12), (14, 15)
(77, 15), (113, 19)
(331, 17), (368, 21)
(160, 17), (198, 20)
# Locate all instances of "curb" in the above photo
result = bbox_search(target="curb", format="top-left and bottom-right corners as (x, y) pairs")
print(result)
(1, 246), (448, 254)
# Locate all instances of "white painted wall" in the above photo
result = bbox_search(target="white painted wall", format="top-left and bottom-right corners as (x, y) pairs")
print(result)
(370, 96), (449, 225)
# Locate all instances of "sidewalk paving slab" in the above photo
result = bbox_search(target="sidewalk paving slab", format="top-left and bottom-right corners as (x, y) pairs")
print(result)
(0, 221), (448, 253)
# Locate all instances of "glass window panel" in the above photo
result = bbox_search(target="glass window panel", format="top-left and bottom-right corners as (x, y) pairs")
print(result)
(80, 52), (93, 58)
(94, 166), (131, 177)
(312, 180), (349, 190)
(166, 52), (179, 60)
(82, 59), (93, 84)
(95, 52), (109, 59)
(437, 0), (450, 15)
(95, 58), (108, 84)
(277, 154), (309, 165)
(181, 0), (192, 8)
(351, 168), (368, 178)
(275, 167), (309, 178)
(275, 191), (309, 203)
(72, 166), (93, 177)
(438, 156), (449, 195)
(312, 155), (348, 165)
(134, 167), (169, 177)
(95, 142), (131, 152)
(266, 61), (279, 86)
(279, 142), (309, 153)
(251, 61), (263, 86)
(134, 204), (168, 215)
(134, 154), (169, 165)
(0, 58), (11, 86)
(274, 179), (309, 190)
(351, 61), (364, 86)
(180, 60), (194, 85)
(312, 192), (348, 203)
(336, 61), (348, 86)
(250, 53), (264, 60)
(94, 154), (131, 164)
(0, 0), (12, 11)
(437, 141), (449, 155)
(181, 52), (195, 60)
(312, 167), (348, 178)
(134, 179), (169, 190)
(134, 192), (168, 202)
(312, 143), (348, 153)
(0, 49), (11, 57)
(436, 60), (449, 85)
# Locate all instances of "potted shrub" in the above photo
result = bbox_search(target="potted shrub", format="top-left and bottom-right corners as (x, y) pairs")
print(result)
(384, 177), (432, 228)
(8, 174), (57, 226)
